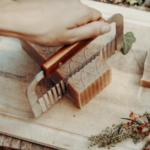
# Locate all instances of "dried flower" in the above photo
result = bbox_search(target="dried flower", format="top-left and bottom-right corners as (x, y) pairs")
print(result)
(89, 111), (150, 150)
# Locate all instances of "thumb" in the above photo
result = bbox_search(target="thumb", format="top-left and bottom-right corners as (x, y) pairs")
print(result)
(67, 20), (111, 44)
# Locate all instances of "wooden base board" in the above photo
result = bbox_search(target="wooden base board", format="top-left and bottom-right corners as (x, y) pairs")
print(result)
(0, 134), (54, 150)
(0, 1), (150, 150)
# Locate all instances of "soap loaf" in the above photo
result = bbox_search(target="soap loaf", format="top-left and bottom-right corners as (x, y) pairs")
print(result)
(67, 56), (112, 108)
(50, 29), (116, 83)
(141, 50), (150, 88)
(23, 24), (116, 67)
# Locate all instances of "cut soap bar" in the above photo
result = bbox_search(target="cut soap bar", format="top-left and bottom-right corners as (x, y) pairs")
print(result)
(29, 23), (115, 63)
(50, 24), (116, 83)
(68, 56), (112, 108)
(29, 43), (62, 60)
(141, 50), (150, 88)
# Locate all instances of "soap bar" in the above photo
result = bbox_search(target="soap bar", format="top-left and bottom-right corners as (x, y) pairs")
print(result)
(51, 41), (104, 82)
(25, 23), (116, 67)
(67, 56), (111, 108)
(141, 50), (150, 88)
(50, 25), (116, 83)
(29, 43), (62, 60)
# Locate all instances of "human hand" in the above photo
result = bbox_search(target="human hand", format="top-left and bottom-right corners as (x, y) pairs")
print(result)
(0, 0), (111, 46)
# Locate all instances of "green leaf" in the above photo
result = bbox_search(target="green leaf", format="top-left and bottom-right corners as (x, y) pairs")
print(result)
(146, 114), (150, 123)
(126, 0), (143, 5)
(136, 0), (143, 5)
(126, 0), (137, 5)
(122, 32), (136, 55)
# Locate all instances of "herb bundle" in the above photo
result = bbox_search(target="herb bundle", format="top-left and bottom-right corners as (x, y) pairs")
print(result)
(89, 111), (150, 150)
(96, 0), (143, 6)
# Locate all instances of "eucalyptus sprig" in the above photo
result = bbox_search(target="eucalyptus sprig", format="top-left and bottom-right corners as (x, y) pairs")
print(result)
(89, 111), (150, 150)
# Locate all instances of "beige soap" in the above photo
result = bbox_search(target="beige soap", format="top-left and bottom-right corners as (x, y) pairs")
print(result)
(67, 56), (112, 108)
(141, 50), (150, 88)
(50, 24), (115, 82)
(30, 33), (115, 83)
(29, 23), (116, 67)
(51, 43), (103, 82)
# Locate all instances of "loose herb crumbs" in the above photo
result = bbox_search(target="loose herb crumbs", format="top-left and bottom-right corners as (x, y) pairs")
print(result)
(89, 111), (150, 149)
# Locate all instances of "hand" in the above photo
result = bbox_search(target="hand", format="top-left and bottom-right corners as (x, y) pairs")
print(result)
(0, 0), (111, 46)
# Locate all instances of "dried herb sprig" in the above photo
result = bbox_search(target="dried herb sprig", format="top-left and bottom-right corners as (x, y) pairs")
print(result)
(142, 140), (150, 150)
(89, 111), (150, 150)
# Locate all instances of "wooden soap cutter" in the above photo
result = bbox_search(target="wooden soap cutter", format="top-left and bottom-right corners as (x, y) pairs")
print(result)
(21, 14), (123, 118)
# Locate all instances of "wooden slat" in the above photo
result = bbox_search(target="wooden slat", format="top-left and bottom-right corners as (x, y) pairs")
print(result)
(20, 141), (32, 150)
(1, 135), (12, 147)
(0, 134), (56, 150)
(10, 139), (21, 149)
(31, 144), (42, 150)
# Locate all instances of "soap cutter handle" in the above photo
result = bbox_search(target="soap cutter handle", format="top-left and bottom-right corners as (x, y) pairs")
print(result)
(42, 39), (93, 77)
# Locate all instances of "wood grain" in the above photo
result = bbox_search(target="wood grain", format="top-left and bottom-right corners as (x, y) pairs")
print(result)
(0, 1), (150, 149)
(0, 134), (55, 150)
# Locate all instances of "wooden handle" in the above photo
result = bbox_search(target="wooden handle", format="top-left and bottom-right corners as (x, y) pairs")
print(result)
(42, 18), (105, 77)
(42, 39), (93, 77)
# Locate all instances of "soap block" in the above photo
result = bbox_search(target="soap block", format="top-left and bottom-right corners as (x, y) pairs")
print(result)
(50, 24), (115, 83)
(67, 56), (112, 108)
(24, 24), (115, 83)
(23, 24), (115, 83)
(28, 23), (116, 65)
(141, 50), (150, 88)
(50, 42), (103, 83)
(29, 43), (63, 60)
(51, 39), (115, 83)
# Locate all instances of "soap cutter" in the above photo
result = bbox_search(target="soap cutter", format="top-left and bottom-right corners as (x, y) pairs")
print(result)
(21, 14), (123, 118)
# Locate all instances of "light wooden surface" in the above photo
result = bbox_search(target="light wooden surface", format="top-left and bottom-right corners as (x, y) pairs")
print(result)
(82, 0), (150, 27)
(93, 0), (150, 12)
(0, 2), (150, 150)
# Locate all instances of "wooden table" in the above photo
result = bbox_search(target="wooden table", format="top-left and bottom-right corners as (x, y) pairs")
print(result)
(0, 1), (150, 150)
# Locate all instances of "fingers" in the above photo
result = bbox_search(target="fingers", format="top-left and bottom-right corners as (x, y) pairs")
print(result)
(86, 7), (102, 22)
(68, 5), (102, 28)
(66, 20), (111, 44)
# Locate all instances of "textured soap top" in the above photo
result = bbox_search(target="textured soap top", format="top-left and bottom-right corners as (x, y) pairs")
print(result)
(68, 56), (110, 92)
(141, 50), (150, 87)
(29, 43), (63, 60)
(67, 56), (112, 108)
